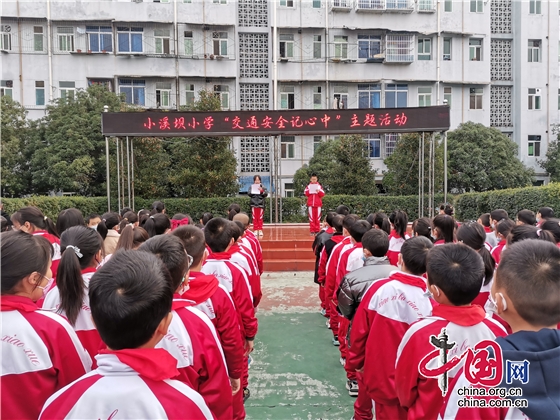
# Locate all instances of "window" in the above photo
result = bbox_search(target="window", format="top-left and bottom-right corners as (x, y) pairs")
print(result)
(444, 87), (452, 107)
(470, 0), (483, 12)
(59, 81), (75, 100)
(156, 82), (172, 108)
(366, 134), (381, 158)
(334, 36), (348, 59)
(88, 78), (113, 91)
(528, 88), (541, 110)
(469, 38), (482, 61)
(119, 79), (145, 106)
(1, 80), (13, 98)
(469, 87), (483, 109)
(184, 31), (193, 56)
(529, 0), (541, 14)
(313, 0), (321, 7)
(213, 0), (227, 3)
(284, 183), (295, 197)
(214, 85), (229, 109)
(528, 40), (541, 62)
(418, 38), (431, 60)
(418, 87), (432, 107)
(280, 0), (294, 6)
(313, 86), (322, 109)
(384, 134), (398, 157)
(55, 27), (74, 52)
(0, 30), (11, 51)
(185, 84), (195, 106)
(443, 37), (451, 60)
(358, 84), (381, 108)
(333, 86), (348, 109)
(35, 81), (45, 106)
(213, 32), (228, 56)
(385, 84), (408, 108)
(118, 27), (143, 53)
(87, 26), (113, 52)
(281, 136), (295, 159)
(528, 135), (541, 157)
(155, 29), (170, 54)
(386, 34), (414, 62)
(279, 34), (294, 58)
(358, 35), (381, 59)
(280, 85), (295, 109)
(313, 35), (322, 59)
(444, 0), (452, 11)
(313, 136), (322, 154)
(33, 26), (44, 52)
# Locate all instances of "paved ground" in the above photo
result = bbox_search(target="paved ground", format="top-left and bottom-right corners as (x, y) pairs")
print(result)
(245, 272), (355, 420)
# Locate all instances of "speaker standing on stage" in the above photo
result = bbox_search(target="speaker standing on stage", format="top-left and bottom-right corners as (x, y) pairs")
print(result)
(248, 175), (267, 238)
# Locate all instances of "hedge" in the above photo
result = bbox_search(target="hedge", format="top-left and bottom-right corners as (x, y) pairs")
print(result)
(3, 183), (559, 223)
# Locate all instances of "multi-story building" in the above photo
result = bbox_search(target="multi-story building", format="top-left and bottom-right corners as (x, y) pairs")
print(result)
(1, 0), (558, 195)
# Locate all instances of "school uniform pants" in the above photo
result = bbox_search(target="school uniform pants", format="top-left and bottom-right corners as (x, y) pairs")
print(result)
(353, 375), (373, 420)
(308, 206), (321, 233)
(252, 207), (264, 231)
(329, 300), (339, 337)
(318, 283), (327, 311)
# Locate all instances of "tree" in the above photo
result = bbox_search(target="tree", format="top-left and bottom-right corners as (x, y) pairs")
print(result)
(292, 135), (377, 196)
(383, 133), (444, 196)
(447, 122), (534, 192)
(539, 124), (560, 182)
(168, 90), (239, 197)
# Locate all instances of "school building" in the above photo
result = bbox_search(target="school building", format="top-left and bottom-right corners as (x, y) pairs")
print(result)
(1, 0), (559, 192)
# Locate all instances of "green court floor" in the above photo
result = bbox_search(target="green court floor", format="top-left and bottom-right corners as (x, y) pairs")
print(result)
(245, 313), (354, 420)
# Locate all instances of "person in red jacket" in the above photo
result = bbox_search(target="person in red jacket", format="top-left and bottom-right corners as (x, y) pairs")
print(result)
(491, 218), (515, 265)
(1, 230), (92, 420)
(304, 173), (325, 235)
(230, 221), (262, 307)
(347, 236), (434, 420)
(234, 213), (264, 275)
(139, 235), (233, 420)
(395, 244), (508, 420)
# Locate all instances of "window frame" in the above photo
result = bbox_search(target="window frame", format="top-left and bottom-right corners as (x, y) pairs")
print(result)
(444, 0), (452, 11)
(212, 31), (228, 57)
(470, 0), (483, 13)
(184, 31), (193, 56)
(0, 31), (12, 51)
(279, 34), (294, 59)
(385, 84), (408, 108)
(313, 35), (322, 59)
(59, 81), (75, 100)
(119, 79), (146, 106)
(57, 27), (75, 52)
(418, 87), (432, 107)
(313, 86), (322, 109)
(469, 38), (482, 61)
(469, 87), (483, 110)
(529, 0), (541, 14)
(333, 35), (348, 59)
(527, 135), (541, 157)
(185, 84), (196, 107)
(365, 134), (381, 159)
(86, 26), (113, 53)
(528, 88), (541, 110)
(35, 81), (45, 106)
(358, 34), (381, 60)
(443, 37), (452, 61)
(528, 40), (541, 63)
(33, 26), (44, 52)
(213, 85), (229, 110)
(154, 29), (171, 55)
(280, 136), (296, 159)
(117, 27), (144, 53)
(417, 37), (432, 60)
(279, 0), (294, 7)
(0, 80), (13, 98)
(444, 86), (452, 108)
(280, 85), (295, 109)
(358, 84), (381, 109)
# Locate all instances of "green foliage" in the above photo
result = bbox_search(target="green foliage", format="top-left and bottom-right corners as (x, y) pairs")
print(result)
(383, 133), (444, 196)
(447, 122), (534, 192)
(539, 125), (560, 182)
(292, 135), (377, 196)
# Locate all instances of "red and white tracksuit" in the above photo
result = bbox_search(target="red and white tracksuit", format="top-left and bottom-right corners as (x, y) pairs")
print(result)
(386, 231), (409, 267)
(42, 268), (103, 362)
(491, 240), (507, 266)
(241, 231), (264, 275)
(1, 295), (92, 420)
(304, 183), (325, 233)
(395, 305), (508, 420)
(317, 234), (345, 316)
(325, 236), (353, 336)
(252, 207), (264, 231)
(157, 299), (232, 420)
(39, 349), (213, 420)
(229, 243), (262, 307)
(33, 230), (61, 279)
(347, 271), (434, 420)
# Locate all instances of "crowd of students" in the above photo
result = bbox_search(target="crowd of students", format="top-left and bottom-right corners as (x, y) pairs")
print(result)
(312, 205), (560, 420)
(1, 201), (263, 419)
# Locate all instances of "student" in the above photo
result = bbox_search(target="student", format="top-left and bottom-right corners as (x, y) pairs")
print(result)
(229, 221), (262, 307)
(86, 213), (102, 229)
(115, 225), (149, 251)
(313, 211), (336, 290)
(336, 205), (350, 216)
(439, 203), (454, 217)
(99, 212), (121, 255)
(0, 200), (12, 227)
(234, 212), (264, 276)
(248, 174), (268, 238)
(439, 240), (560, 420)
(201, 217), (258, 403)
(387, 210), (409, 266)
(119, 206), (133, 217)
(395, 244), (507, 420)
(139, 235), (233, 420)
(39, 251), (212, 420)
(227, 203), (241, 221)
(368, 212), (391, 235)
(515, 209), (536, 226)
(150, 200), (166, 215)
(412, 217), (434, 242)
(144, 213), (171, 237)
(56, 208), (85, 235)
(456, 221), (496, 307)
(432, 214), (456, 245)
(488, 209), (508, 249)
(541, 218), (560, 245)
(170, 213), (192, 231)
(338, 229), (394, 406)
(11, 206), (61, 279)
(491, 218), (515, 265)
(43, 226), (104, 361)
(304, 173), (325, 235)
(173, 225), (246, 420)
(200, 212), (214, 226)
(347, 236), (434, 420)
(1, 231), (91, 420)
(0, 215), (10, 232)
(120, 210), (139, 230)
(477, 212), (496, 248)
(536, 206), (554, 225)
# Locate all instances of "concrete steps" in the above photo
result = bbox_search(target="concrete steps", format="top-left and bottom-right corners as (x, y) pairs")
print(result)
(259, 224), (316, 272)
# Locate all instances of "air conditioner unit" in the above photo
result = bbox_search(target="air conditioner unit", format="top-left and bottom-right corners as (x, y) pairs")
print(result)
(1, 25), (11, 32)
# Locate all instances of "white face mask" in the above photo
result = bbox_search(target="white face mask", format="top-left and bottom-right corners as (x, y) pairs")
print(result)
(491, 222), (496, 230)
(90, 224), (98, 231)
(431, 234), (438, 241)
(423, 289), (434, 299)
(487, 292), (507, 314)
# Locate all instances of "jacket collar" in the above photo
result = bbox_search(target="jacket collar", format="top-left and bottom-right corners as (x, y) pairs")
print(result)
(364, 256), (390, 266)
(97, 348), (179, 381)
(0, 295), (38, 312)
(389, 271), (427, 291)
(207, 251), (231, 260)
(431, 304), (487, 326)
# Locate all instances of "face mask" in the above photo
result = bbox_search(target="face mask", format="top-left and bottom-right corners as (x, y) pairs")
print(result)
(491, 222), (496, 229)
(397, 262), (402, 271)
(423, 289), (434, 299)
(488, 292), (507, 314)
(361, 254), (368, 262)
(90, 224), (98, 231)
(36, 275), (53, 298)
(431, 234), (438, 241)
(536, 217), (541, 223)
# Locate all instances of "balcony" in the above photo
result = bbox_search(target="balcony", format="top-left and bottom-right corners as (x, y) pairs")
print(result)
(385, 0), (414, 12)
(331, 0), (353, 11)
(356, 0), (385, 11)
(417, 0), (436, 12)
(385, 34), (414, 63)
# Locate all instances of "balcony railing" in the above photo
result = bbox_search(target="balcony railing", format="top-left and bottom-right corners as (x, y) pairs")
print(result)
(417, 0), (436, 12)
(385, 0), (414, 12)
(332, 0), (353, 10)
(385, 34), (414, 62)
(356, 0), (385, 11)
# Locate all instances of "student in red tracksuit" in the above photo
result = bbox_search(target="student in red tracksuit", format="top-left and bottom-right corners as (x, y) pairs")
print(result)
(431, 214), (456, 246)
(39, 250), (212, 420)
(139, 235), (233, 420)
(230, 221), (262, 307)
(1, 231), (92, 420)
(491, 218), (515, 265)
(395, 244), (508, 420)
(313, 212), (336, 314)
(347, 236), (434, 420)
(201, 217), (258, 404)
(234, 213), (264, 275)
(386, 210), (409, 266)
(248, 174), (267, 238)
(304, 173), (325, 235)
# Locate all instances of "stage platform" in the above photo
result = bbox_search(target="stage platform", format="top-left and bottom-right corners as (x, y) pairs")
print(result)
(259, 224), (316, 272)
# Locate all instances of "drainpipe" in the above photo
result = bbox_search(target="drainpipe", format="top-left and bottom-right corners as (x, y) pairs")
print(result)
(436, 0), (441, 104)
(47, 0), (53, 102)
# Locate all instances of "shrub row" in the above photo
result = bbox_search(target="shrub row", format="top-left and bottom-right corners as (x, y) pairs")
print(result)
(3, 183), (559, 223)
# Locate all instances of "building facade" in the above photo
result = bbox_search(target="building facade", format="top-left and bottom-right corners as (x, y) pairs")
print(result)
(1, 0), (559, 195)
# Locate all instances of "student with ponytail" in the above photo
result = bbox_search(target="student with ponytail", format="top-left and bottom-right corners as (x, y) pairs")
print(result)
(150, 200), (166, 215)
(368, 212), (391, 235)
(115, 225), (149, 251)
(432, 214), (456, 245)
(1, 231), (91, 420)
(56, 208), (85, 235)
(387, 210), (409, 266)
(492, 218), (515, 264)
(98, 212), (120, 255)
(43, 226), (104, 360)
(412, 217), (434, 242)
(508, 224), (556, 245)
(171, 213), (192, 231)
(144, 213), (171, 237)
(12, 206), (61, 280)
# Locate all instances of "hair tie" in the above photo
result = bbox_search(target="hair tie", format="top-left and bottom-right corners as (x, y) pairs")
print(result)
(44, 216), (47, 221)
(102, 219), (107, 222)
(124, 218), (128, 222)
(171, 218), (190, 231)
(66, 245), (83, 258)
